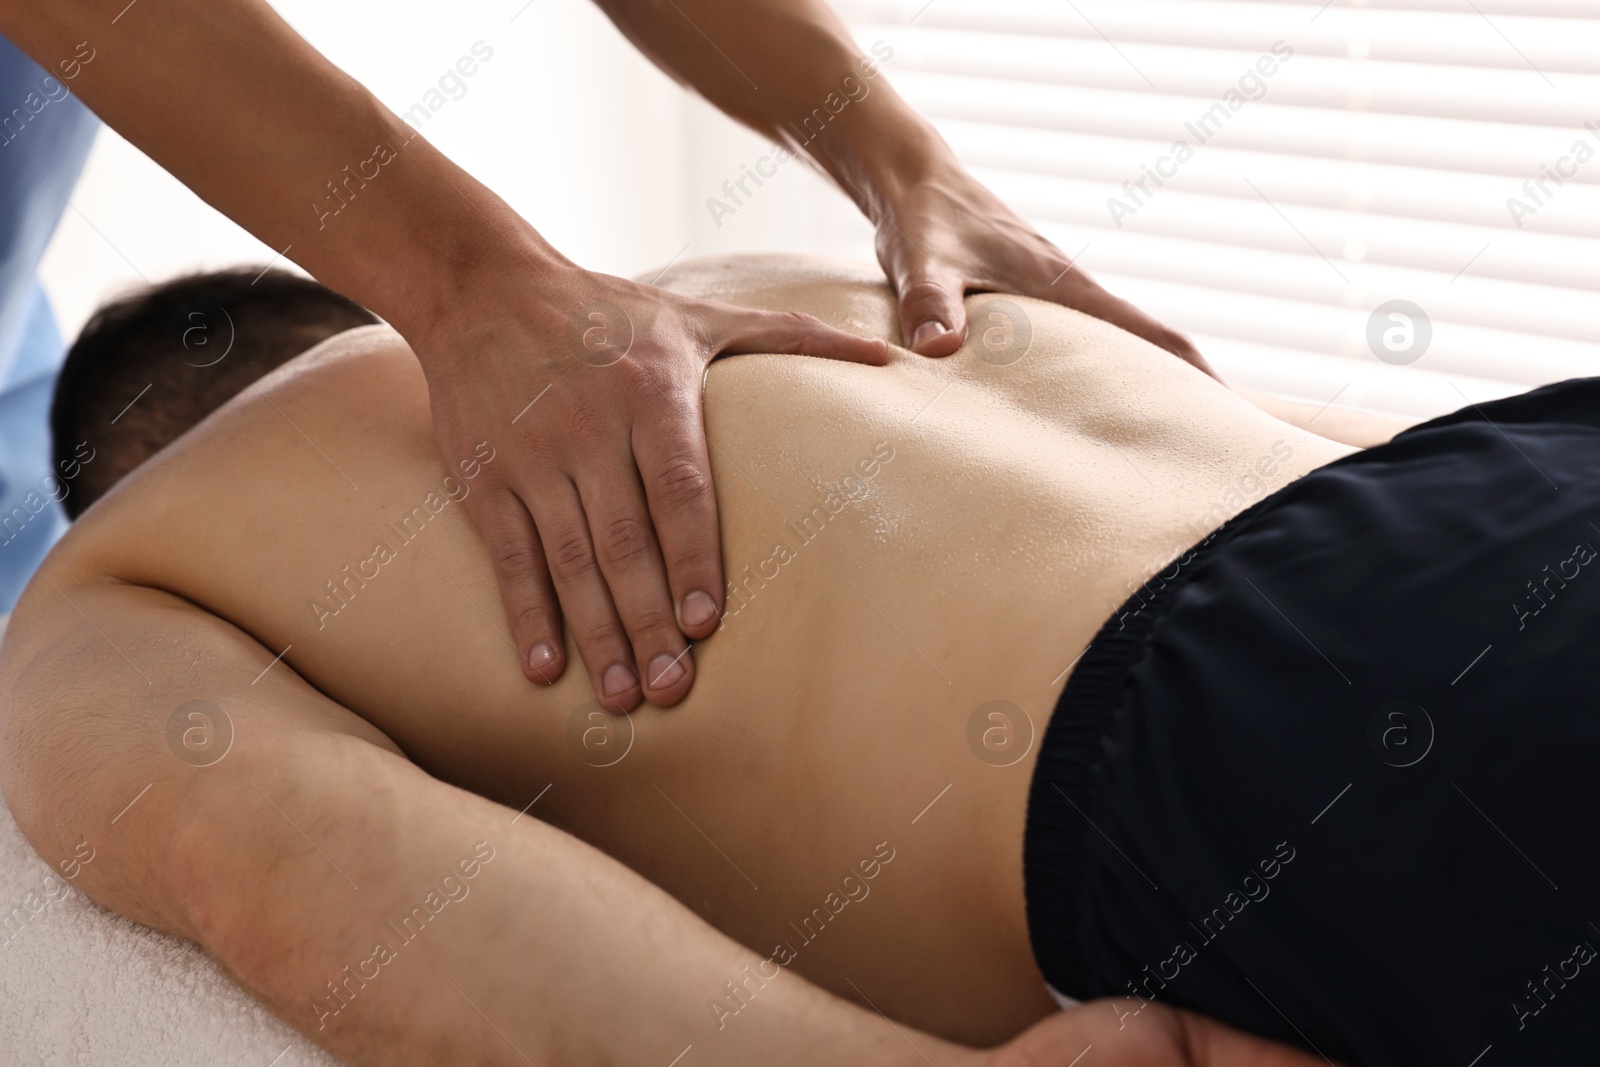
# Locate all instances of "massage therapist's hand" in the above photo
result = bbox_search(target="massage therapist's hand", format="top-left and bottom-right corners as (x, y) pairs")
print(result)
(984, 998), (1341, 1067)
(420, 261), (888, 713)
(874, 164), (1217, 380)
(586, 0), (1210, 378)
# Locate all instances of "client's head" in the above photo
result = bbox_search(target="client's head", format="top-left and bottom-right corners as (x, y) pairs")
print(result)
(51, 267), (378, 519)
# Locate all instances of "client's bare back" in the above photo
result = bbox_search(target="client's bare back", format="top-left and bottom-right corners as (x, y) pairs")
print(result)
(24, 255), (1353, 1043)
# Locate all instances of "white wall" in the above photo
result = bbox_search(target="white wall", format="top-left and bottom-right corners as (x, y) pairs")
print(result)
(39, 0), (873, 338)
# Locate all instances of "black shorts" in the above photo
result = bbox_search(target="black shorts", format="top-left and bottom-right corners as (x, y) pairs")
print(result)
(1024, 378), (1600, 1067)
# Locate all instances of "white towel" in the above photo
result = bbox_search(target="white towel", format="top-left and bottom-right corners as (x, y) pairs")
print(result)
(0, 612), (336, 1066)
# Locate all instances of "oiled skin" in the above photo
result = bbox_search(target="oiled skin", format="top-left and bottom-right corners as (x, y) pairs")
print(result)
(53, 255), (1353, 1045)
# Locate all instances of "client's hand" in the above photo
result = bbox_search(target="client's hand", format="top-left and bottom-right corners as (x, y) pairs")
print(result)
(984, 998), (1339, 1067)
(873, 164), (1217, 380)
(420, 259), (888, 714)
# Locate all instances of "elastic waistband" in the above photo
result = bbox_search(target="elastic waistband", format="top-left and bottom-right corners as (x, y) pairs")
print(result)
(1020, 484), (1276, 996)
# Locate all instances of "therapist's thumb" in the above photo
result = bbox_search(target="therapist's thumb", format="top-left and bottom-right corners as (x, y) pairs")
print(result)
(895, 267), (966, 357)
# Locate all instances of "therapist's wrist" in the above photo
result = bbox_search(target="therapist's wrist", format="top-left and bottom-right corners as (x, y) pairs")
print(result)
(373, 170), (576, 368)
(809, 105), (959, 226)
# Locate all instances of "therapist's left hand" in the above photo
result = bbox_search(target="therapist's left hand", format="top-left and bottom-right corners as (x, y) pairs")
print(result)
(873, 164), (1217, 380)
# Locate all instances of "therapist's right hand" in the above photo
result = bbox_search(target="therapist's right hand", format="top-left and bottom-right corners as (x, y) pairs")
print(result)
(419, 262), (889, 715)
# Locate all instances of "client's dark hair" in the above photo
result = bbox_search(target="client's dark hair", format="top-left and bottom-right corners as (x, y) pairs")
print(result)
(50, 267), (379, 519)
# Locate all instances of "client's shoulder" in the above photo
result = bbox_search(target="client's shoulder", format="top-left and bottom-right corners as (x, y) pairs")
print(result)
(11, 271), (427, 678)
(95, 320), (425, 523)
(32, 322), (431, 593)
(237, 322), (418, 411)
(272, 320), (409, 368)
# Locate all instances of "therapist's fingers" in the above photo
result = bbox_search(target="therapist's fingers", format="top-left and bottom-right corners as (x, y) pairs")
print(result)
(632, 394), (723, 646)
(462, 480), (566, 685)
(526, 474), (643, 714)
(573, 443), (695, 709)
(712, 308), (891, 365)
(887, 260), (967, 358)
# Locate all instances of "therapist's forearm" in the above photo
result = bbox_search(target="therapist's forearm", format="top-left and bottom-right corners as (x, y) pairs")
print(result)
(0, 0), (558, 343)
(595, 0), (954, 221)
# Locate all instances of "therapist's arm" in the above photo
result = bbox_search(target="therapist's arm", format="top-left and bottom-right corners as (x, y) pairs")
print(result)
(597, 0), (1211, 374)
(0, 1), (888, 714)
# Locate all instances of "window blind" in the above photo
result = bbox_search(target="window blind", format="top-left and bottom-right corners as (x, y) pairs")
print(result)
(843, 0), (1600, 417)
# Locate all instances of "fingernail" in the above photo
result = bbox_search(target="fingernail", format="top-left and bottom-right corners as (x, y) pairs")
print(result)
(648, 651), (687, 689)
(681, 590), (718, 628)
(911, 320), (948, 349)
(602, 663), (636, 697)
(526, 642), (558, 682)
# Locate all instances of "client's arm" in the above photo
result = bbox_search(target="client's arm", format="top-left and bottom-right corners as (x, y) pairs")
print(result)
(0, 571), (955, 1066)
(0, 559), (1338, 1066)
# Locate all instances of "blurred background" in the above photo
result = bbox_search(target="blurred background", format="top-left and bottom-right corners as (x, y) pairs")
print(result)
(41, 0), (1600, 419)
